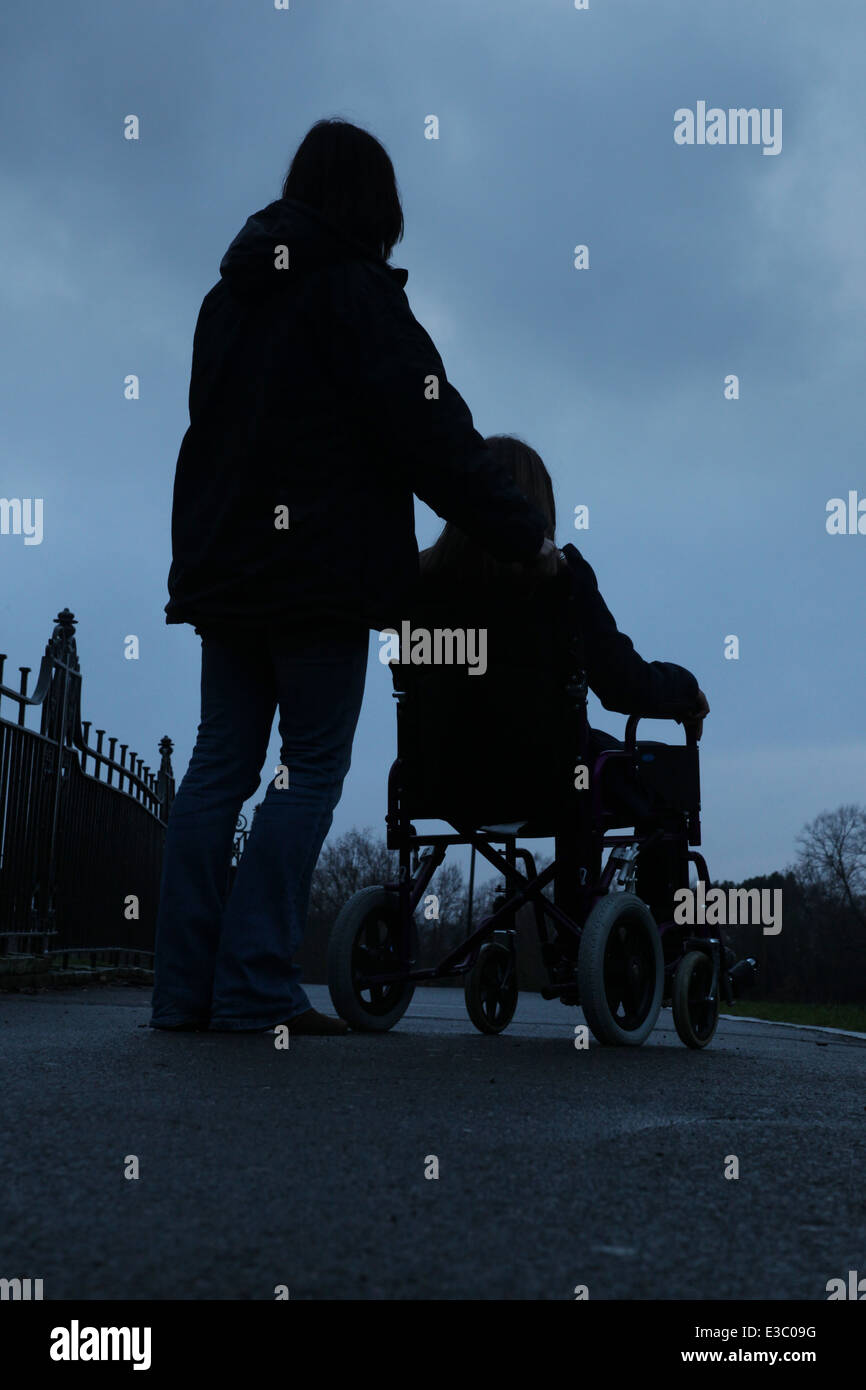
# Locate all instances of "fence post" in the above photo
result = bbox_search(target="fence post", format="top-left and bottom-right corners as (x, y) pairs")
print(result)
(157, 736), (175, 820)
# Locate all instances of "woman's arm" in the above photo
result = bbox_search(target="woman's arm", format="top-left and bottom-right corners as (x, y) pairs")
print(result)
(321, 258), (549, 563)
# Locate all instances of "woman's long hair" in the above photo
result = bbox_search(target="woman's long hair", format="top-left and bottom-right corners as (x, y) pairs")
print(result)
(419, 435), (557, 594)
(282, 118), (404, 262)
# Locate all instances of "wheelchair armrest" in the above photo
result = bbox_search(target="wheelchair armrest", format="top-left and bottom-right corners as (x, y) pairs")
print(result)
(619, 715), (702, 845)
(624, 712), (698, 754)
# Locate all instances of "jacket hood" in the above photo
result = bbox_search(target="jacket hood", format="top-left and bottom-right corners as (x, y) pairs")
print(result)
(219, 197), (408, 291)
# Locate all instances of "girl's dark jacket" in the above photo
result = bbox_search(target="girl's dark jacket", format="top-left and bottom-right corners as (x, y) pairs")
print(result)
(164, 198), (548, 632)
(395, 545), (700, 825)
(413, 543), (700, 720)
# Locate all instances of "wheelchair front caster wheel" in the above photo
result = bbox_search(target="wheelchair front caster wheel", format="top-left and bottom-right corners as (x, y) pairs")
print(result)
(577, 893), (663, 1046)
(328, 886), (415, 1031)
(672, 949), (719, 1049)
(465, 941), (518, 1034)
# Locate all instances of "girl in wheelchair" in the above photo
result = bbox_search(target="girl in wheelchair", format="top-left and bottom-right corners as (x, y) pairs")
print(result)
(413, 433), (709, 934)
(417, 435), (709, 804)
(326, 435), (752, 1049)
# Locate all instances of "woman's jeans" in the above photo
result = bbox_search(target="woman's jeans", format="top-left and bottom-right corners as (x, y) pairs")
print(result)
(150, 620), (368, 1031)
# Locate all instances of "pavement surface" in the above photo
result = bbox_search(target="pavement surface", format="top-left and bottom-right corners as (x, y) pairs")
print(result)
(2, 983), (864, 1300)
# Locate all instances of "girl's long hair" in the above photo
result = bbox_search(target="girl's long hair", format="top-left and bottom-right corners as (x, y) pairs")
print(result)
(419, 435), (556, 593)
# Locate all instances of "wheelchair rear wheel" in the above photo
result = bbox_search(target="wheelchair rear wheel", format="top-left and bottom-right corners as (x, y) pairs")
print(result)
(672, 949), (719, 1049)
(464, 940), (518, 1034)
(577, 893), (663, 1046)
(328, 886), (415, 1031)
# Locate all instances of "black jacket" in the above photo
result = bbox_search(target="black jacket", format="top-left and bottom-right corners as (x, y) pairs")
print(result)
(391, 543), (700, 824)
(410, 542), (700, 720)
(165, 198), (548, 631)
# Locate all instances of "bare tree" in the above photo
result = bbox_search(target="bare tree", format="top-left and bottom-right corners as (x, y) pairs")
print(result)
(421, 860), (466, 926)
(795, 804), (866, 929)
(301, 825), (472, 969)
(307, 825), (396, 925)
(307, 826), (468, 926)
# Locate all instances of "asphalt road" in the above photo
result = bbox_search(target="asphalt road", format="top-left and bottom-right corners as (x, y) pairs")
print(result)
(2, 983), (864, 1300)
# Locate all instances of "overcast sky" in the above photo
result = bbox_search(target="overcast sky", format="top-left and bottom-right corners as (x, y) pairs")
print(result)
(2, 0), (864, 884)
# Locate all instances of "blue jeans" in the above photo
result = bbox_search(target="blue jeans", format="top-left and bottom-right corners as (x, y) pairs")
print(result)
(150, 620), (368, 1031)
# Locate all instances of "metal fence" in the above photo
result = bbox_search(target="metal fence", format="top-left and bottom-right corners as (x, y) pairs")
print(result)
(0, 608), (176, 957)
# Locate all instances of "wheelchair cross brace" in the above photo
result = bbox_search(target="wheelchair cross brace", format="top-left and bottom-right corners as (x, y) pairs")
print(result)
(378, 819), (625, 985)
(377, 832), (557, 983)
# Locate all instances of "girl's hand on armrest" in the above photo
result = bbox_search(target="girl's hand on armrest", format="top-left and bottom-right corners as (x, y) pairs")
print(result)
(679, 687), (710, 741)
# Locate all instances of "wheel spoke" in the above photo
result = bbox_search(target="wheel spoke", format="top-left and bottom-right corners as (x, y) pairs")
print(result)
(604, 920), (655, 1028)
(344, 900), (413, 1018)
(466, 945), (516, 1033)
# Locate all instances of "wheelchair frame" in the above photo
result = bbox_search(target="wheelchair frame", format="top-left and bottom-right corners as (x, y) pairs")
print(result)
(379, 693), (719, 998)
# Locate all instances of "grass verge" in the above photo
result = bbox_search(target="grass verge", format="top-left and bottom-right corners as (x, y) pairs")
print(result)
(721, 1000), (866, 1033)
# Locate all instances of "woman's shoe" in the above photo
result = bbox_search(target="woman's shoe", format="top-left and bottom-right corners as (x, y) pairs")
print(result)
(150, 1018), (211, 1031)
(279, 1008), (349, 1035)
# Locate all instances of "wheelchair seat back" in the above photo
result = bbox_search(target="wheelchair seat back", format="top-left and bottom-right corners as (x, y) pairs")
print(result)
(390, 573), (586, 827)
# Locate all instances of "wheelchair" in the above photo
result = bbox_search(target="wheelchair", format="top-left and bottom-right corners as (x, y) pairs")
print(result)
(327, 578), (755, 1049)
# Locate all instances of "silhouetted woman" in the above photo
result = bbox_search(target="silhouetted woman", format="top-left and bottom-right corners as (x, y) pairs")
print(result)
(152, 122), (555, 1035)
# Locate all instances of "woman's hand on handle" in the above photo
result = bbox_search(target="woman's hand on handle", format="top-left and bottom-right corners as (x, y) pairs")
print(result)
(532, 537), (569, 579)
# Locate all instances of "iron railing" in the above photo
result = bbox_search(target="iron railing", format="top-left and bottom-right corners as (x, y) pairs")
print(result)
(0, 608), (175, 955)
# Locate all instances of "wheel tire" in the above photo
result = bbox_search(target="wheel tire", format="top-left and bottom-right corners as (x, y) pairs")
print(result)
(328, 886), (415, 1032)
(672, 949), (719, 1049)
(464, 941), (518, 1034)
(577, 892), (663, 1046)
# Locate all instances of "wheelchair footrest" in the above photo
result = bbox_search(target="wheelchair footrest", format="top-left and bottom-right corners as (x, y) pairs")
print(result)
(727, 956), (758, 999)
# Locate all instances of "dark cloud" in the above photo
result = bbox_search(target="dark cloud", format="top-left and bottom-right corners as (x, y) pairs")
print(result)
(1, 0), (862, 878)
